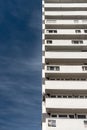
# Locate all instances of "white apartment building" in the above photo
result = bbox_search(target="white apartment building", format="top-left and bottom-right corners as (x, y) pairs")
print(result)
(42, 0), (87, 130)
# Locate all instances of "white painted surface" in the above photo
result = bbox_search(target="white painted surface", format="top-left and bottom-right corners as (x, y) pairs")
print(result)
(45, 52), (87, 59)
(45, 29), (87, 35)
(46, 118), (87, 130)
(45, 3), (87, 8)
(45, 40), (87, 46)
(45, 81), (87, 90)
(42, 1), (87, 130)
(46, 98), (87, 109)
(45, 20), (87, 25)
(45, 11), (87, 16)
(45, 65), (87, 73)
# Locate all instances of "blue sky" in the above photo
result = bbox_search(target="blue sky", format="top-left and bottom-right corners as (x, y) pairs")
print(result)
(0, 0), (41, 130)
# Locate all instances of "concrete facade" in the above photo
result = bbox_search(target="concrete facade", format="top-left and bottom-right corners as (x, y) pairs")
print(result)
(42, 0), (87, 129)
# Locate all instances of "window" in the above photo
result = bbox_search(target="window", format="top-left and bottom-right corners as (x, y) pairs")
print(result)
(46, 93), (50, 97)
(47, 66), (54, 70)
(72, 40), (83, 44)
(57, 78), (60, 80)
(84, 120), (87, 127)
(47, 66), (50, 70)
(72, 40), (79, 44)
(68, 96), (72, 98)
(50, 78), (55, 80)
(84, 30), (87, 33)
(47, 40), (52, 44)
(84, 63), (87, 65)
(58, 95), (62, 98)
(54, 30), (57, 33)
(74, 96), (78, 98)
(47, 30), (57, 33)
(51, 95), (56, 98)
(78, 115), (86, 119)
(49, 113), (87, 119)
(69, 115), (74, 119)
(48, 30), (53, 33)
(48, 120), (56, 127)
(59, 115), (67, 118)
(80, 40), (83, 44)
(82, 50), (87, 52)
(51, 114), (57, 118)
(42, 93), (45, 102)
(81, 78), (86, 81)
(47, 66), (60, 71)
(75, 30), (81, 33)
(56, 66), (60, 71)
(50, 66), (54, 70)
(80, 96), (84, 98)
(63, 96), (67, 98)
(82, 66), (87, 71)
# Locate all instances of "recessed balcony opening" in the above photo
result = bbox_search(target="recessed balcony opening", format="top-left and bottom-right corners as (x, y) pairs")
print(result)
(46, 77), (87, 81)
(45, 34), (87, 40)
(45, 59), (87, 65)
(47, 113), (87, 119)
(45, 7), (87, 11)
(45, 24), (87, 29)
(45, 46), (87, 52)
(45, 73), (87, 81)
(45, 15), (87, 20)
(45, 93), (87, 99)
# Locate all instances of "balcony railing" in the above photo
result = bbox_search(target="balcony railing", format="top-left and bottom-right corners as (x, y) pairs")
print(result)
(46, 118), (87, 130)
(46, 98), (87, 109)
(45, 65), (87, 73)
(45, 40), (87, 46)
(45, 20), (87, 25)
(45, 11), (87, 16)
(45, 29), (87, 35)
(45, 81), (87, 91)
(45, 52), (87, 59)
(45, 3), (87, 7)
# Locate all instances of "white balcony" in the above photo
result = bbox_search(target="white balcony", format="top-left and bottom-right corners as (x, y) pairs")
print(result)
(45, 40), (87, 46)
(46, 118), (87, 130)
(45, 65), (87, 74)
(45, 3), (87, 8)
(45, 20), (87, 25)
(45, 81), (87, 91)
(46, 98), (87, 109)
(45, 29), (87, 35)
(45, 11), (87, 16)
(45, 52), (87, 59)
